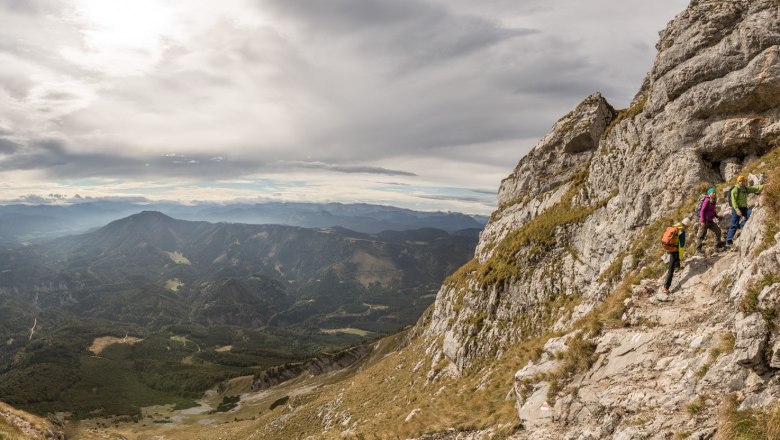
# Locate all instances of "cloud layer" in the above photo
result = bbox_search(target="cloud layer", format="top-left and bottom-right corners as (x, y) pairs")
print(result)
(0, 0), (689, 213)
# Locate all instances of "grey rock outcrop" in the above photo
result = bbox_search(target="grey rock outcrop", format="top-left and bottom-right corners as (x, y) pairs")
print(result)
(496, 93), (615, 208)
(770, 339), (780, 369)
(251, 344), (372, 391)
(733, 312), (769, 372)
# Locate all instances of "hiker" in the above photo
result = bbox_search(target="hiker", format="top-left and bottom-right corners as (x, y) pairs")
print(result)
(726, 175), (763, 246)
(662, 218), (689, 294)
(695, 188), (724, 253)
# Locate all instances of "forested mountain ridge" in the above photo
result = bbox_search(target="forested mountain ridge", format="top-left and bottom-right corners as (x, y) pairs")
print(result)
(0, 212), (476, 420)
(0, 201), (487, 247)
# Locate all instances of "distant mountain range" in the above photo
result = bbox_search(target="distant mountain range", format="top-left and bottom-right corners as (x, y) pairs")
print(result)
(0, 201), (488, 247)
(0, 211), (478, 417)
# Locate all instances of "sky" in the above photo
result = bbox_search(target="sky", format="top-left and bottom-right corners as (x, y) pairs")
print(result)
(0, 0), (689, 215)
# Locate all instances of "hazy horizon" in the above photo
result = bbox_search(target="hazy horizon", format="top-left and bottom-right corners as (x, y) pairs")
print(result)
(0, 0), (688, 215)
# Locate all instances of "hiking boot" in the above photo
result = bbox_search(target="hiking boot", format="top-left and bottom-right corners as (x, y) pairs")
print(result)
(654, 290), (671, 303)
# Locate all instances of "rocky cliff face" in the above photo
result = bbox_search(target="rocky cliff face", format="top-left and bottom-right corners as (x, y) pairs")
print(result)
(423, 0), (780, 436)
(426, 0), (780, 371)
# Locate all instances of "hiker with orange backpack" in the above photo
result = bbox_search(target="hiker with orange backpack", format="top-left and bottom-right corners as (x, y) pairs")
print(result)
(661, 218), (689, 294)
(725, 175), (763, 246)
(695, 188), (724, 253)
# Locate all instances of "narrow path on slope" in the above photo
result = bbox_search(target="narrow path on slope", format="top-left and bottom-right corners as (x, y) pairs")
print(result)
(548, 249), (740, 438)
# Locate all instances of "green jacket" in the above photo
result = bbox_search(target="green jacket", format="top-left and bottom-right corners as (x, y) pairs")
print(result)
(731, 184), (762, 209)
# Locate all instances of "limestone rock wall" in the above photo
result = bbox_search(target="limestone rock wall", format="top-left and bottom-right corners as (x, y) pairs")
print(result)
(425, 0), (780, 376)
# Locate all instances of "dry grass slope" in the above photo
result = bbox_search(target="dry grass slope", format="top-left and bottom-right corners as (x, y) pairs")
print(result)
(717, 395), (780, 440)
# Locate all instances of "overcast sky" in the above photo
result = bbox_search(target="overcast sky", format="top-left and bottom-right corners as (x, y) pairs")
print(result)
(0, 0), (689, 214)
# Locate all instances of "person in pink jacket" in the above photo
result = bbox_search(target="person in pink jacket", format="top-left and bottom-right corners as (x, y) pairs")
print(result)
(695, 188), (724, 252)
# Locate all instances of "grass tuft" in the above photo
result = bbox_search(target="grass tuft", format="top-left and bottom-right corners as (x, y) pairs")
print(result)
(686, 394), (707, 415)
(739, 274), (779, 328)
(718, 394), (780, 440)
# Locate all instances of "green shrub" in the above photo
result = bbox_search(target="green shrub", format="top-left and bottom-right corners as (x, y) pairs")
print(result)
(269, 395), (289, 411)
(215, 395), (240, 413)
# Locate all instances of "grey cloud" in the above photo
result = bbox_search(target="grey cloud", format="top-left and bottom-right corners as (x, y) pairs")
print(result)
(0, 7), (90, 100)
(373, 181), (411, 186)
(264, 0), (536, 66)
(11, 0), (667, 174)
(394, 19), (536, 70)
(283, 161), (416, 176)
(0, 138), (416, 179)
(8, 194), (153, 204)
(10, 194), (58, 204)
(263, 0), (436, 30)
(0, 0), (688, 213)
(415, 193), (494, 204)
(0, 139), (143, 174)
(0, 0), (59, 14)
(38, 91), (81, 102)
(426, 0), (555, 18)
(0, 138), (20, 154)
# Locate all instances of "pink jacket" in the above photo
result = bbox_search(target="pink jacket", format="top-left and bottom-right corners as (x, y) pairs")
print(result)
(700, 197), (717, 223)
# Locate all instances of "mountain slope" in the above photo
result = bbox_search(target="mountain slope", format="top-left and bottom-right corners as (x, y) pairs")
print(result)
(0, 401), (64, 440)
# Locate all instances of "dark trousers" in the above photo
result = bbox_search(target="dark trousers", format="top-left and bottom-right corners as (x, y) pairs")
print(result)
(664, 251), (680, 290)
(726, 207), (751, 242)
(696, 221), (722, 247)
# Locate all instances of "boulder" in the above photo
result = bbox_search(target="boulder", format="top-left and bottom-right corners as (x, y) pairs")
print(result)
(733, 313), (769, 373)
(518, 382), (554, 430)
(770, 339), (780, 369)
(720, 157), (742, 182)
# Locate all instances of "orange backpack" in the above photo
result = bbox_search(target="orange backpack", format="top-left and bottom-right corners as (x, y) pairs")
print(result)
(661, 226), (679, 252)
